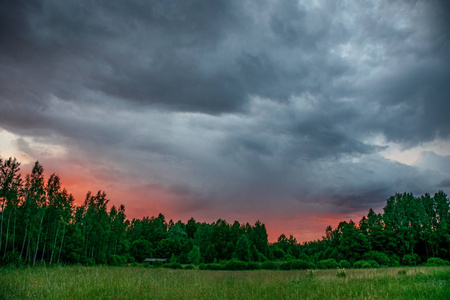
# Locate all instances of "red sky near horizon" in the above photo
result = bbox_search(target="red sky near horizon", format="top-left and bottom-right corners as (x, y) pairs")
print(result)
(14, 158), (370, 243)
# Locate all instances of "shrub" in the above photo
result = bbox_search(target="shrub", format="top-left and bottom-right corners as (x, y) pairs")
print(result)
(363, 251), (391, 266)
(353, 260), (370, 269)
(183, 264), (195, 270)
(0, 251), (22, 267)
(292, 260), (316, 270)
(163, 262), (182, 269)
(367, 260), (380, 268)
(83, 257), (96, 266)
(339, 260), (351, 269)
(280, 260), (315, 270)
(307, 269), (317, 278)
(261, 261), (279, 270)
(318, 259), (338, 269)
(221, 260), (248, 271)
(284, 254), (296, 261)
(107, 255), (120, 266)
(280, 261), (292, 270)
(246, 262), (261, 270)
(169, 254), (178, 263)
(402, 254), (420, 266)
(199, 263), (207, 270)
(298, 253), (309, 261)
(390, 259), (400, 267)
(204, 263), (222, 270)
(257, 253), (268, 262)
(398, 269), (407, 275)
(272, 247), (286, 259)
(336, 268), (347, 278)
(426, 257), (449, 266)
(152, 260), (164, 268)
(361, 262), (371, 268)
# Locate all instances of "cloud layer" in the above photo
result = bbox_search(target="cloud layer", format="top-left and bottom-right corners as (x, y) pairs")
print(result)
(1, 0), (449, 241)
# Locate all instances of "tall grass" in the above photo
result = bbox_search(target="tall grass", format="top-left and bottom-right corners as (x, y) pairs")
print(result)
(1, 266), (449, 299)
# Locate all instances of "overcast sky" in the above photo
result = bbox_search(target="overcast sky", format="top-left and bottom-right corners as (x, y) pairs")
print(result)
(1, 0), (449, 241)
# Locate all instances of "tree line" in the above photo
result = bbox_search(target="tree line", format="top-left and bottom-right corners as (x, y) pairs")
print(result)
(0, 157), (449, 268)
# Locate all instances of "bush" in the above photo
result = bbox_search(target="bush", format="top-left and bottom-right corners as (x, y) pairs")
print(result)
(353, 260), (370, 269)
(426, 257), (449, 266)
(298, 253), (309, 261)
(367, 260), (380, 268)
(0, 251), (22, 267)
(204, 263), (222, 270)
(363, 251), (391, 266)
(221, 260), (248, 271)
(339, 260), (351, 269)
(336, 269), (347, 278)
(152, 260), (164, 268)
(272, 247), (285, 259)
(402, 254), (420, 266)
(163, 262), (182, 269)
(279, 261), (291, 270)
(108, 255), (127, 266)
(292, 260), (316, 270)
(257, 253), (268, 262)
(318, 259), (338, 269)
(183, 264), (195, 269)
(280, 260), (315, 270)
(82, 257), (96, 266)
(108, 255), (119, 266)
(246, 262), (261, 270)
(362, 262), (371, 268)
(199, 263), (207, 270)
(261, 261), (279, 270)
(307, 269), (317, 278)
(125, 254), (135, 264)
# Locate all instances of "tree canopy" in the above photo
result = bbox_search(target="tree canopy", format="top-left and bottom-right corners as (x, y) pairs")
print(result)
(0, 156), (449, 267)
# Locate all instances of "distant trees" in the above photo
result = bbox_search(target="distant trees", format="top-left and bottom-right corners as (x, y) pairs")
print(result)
(0, 155), (449, 267)
(0, 158), (22, 258)
(299, 192), (450, 266)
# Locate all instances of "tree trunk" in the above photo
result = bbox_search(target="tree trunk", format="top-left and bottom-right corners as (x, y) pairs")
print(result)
(50, 221), (60, 265)
(57, 223), (65, 264)
(33, 214), (45, 265)
(12, 209), (16, 251)
(25, 237), (31, 264)
(3, 210), (11, 258)
(20, 224), (28, 258)
(41, 226), (49, 263)
(0, 199), (4, 253)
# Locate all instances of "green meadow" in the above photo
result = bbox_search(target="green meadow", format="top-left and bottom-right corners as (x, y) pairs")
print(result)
(1, 266), (449, 299)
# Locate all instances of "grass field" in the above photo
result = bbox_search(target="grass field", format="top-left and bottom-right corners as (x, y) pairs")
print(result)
(1, 266), (449, 299)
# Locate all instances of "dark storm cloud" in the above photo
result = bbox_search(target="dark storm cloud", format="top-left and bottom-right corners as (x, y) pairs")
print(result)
(1, 0), (247, 113)
(0, 0), (352, 114)
(1, 0), (450, 223)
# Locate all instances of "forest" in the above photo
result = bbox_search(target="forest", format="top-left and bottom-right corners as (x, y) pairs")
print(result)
(0, 157), (449, 269)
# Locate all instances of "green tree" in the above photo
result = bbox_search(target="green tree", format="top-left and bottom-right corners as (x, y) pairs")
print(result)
(337, 220), (369, 262)
(188, 245), (201, 265)
(130, 238), (153, 262)
(234, 234), (251, 262)
(0, 158), (22, 258)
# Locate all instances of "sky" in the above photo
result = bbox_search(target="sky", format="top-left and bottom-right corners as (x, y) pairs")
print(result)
(1, 0), (450, 242)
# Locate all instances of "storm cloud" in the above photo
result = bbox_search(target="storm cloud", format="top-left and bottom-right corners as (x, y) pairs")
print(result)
(1, 0), (449, 240)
